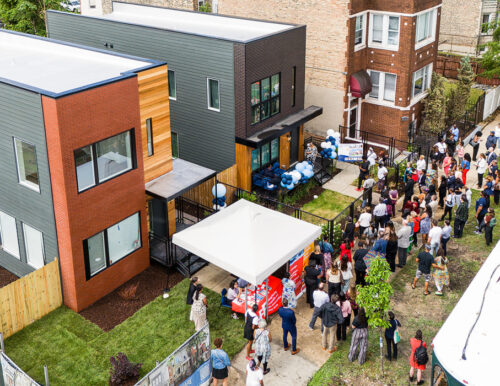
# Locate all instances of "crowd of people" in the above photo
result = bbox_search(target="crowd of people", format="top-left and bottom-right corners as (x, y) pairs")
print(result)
(191, 124), (499, 385)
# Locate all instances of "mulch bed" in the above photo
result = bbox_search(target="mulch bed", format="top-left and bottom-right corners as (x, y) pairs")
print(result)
(80, 262), (184, 331)
(0, 267), (18, 289)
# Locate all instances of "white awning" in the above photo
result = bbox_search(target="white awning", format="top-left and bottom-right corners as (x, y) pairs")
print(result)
(172, 199), (321, 285)
(432, 241), (500, 385)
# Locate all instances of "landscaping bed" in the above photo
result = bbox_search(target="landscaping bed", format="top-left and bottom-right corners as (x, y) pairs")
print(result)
(5, 279), (246, 385)
(0, 266), (18, 289)
(301, 190), (354, 220)
(80, 262), (183, 331)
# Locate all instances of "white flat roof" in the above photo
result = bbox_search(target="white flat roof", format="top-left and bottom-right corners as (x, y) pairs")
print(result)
(172, 199), (321, 285)
(0, 31), (155, 95)
(103, 2), (294, 42)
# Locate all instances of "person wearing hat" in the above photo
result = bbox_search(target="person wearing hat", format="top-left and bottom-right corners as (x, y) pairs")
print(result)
(412, 244), (443, 296)
(486, 130), (497, 150)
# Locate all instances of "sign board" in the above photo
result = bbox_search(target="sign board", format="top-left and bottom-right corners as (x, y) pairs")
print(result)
(135, 324), (211, 386)
(289, 243), (313, 297)
(338, 143), (363, 162)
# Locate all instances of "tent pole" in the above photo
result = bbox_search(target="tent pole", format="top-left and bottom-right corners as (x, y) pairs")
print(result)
(265, 278), (269, 320)
(245, 286), (248, 321)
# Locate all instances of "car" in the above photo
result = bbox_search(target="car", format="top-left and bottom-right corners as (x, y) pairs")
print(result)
(60, 0), (80, 12)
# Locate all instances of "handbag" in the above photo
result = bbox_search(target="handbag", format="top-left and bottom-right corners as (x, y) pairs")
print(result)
(393, 321), (401, 344)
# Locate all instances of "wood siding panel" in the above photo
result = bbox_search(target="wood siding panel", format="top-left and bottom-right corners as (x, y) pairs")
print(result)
(182, 164), (238, 207)
(168, 200), (176, 237)
(137, 65), (173, 182)
(0, 259), (62, 338)
(279, 134), (291, 169)
(235, 144), (252, 191)
(298, 125), (305, 162)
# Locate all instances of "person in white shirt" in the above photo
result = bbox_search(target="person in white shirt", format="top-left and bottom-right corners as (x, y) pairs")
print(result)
(309, 283), (330, 331)
(465, 186), (472, 208)
(428, 219), (443, 256)
(435, 140), (447, 163)
(429, 195), (438, 219)
(367, 147), (377, 175)
(416, 155), (426, 180)
(362, 177), (376, 207)
(373, 199), (387, 230)
(377, 164), (388, 191)
(246, 359), (264, 386)
(476, 153), (487, 188)
(357, 208), (372, 235)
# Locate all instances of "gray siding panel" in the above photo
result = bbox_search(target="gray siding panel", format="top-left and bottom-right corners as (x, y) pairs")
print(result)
(0, 84), (58, 277)
(47, 11), (236, 172)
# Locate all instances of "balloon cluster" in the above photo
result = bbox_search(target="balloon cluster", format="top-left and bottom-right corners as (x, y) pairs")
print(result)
(320, 129), (340, 160)
(211, 183), (227, 209)
(280, 161), (314, 190)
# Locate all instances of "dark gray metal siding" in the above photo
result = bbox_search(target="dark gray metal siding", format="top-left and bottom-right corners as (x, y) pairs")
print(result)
(0, 83), (58, 277)
(46, 11), (236, 172)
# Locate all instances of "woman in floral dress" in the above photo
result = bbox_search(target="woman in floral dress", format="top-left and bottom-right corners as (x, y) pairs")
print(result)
(281, 272), (297, 308)
(432, 247), (449, 296)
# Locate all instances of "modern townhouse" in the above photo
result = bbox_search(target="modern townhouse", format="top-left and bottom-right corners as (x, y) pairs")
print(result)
(46, 3), (322, 190)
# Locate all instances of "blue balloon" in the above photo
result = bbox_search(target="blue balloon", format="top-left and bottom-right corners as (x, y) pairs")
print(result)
(286, 183), (294, 190)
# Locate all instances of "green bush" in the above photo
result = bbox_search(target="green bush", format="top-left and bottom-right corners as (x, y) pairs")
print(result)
(239, 191), (257, 202)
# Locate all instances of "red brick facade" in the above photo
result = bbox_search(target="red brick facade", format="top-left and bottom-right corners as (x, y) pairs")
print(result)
(42, 78), (149, 312)
(346, 0), (442, 142)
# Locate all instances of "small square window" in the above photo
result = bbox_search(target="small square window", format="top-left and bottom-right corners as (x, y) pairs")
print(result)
(14, 138), (40, 192)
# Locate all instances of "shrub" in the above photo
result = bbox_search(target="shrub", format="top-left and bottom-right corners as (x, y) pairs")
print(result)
(239, 191), (257, 202)
(109, 353), (142, 385)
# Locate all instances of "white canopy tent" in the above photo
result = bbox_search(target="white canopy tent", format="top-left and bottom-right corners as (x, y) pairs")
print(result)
(432, 241), (500, 385)
(172, 199), (321, 286)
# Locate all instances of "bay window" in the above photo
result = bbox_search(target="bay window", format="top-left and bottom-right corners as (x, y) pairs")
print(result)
(83, 212), (141, 278)
(367, 71), (397, 103)
(415, 9), (437, 48)
(412, 63), (432, 98)
(369, 13), (400, 50)
(251, 73), (280, 124)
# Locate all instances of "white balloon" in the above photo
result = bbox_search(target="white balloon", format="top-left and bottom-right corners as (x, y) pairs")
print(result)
(211, 183), (226, 198)
(331, 152), (337, 159)
(325, 142), (332, 148)
(327, 129), (335, 137)
(332, 132), (341, 138)
(320, 142), (327, 149)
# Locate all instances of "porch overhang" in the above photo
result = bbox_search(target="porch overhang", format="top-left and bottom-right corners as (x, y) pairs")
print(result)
(350, 70), (372, 98)
(145, 158), (216, 201)
(236, 105), (323, 148)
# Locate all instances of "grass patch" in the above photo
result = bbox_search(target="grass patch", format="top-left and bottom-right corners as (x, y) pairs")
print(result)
(301, 190), (354, 220)
(4, 280), (246, 385)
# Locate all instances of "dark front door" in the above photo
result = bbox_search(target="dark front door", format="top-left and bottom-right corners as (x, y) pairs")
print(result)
(149, 198), (168, 238)
(290, 127), (299, 164)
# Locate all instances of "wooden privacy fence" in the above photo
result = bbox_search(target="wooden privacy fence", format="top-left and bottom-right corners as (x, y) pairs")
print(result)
(0, 259), (62, 339)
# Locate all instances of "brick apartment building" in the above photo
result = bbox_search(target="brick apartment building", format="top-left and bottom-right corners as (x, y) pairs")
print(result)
(439, 0), (499, 56)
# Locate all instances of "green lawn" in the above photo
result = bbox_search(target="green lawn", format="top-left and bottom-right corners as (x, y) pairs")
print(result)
(443, 80), (484, 107)
(4, 280), (246, 385)
(301, 190), (354, 220)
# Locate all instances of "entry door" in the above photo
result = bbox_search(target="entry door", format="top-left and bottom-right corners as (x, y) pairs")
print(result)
(349, 106), (358, 138)
(148, 198), (167, 238)
(290, 127), (299, 164)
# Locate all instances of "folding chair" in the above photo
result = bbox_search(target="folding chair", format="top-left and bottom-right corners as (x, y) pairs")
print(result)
(216, 288), (232, 315)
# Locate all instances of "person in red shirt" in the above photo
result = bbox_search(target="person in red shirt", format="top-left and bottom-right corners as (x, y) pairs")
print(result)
(411, 211), (420, 248)
(409, 330), (427, 385)
(339, 239), (353, 262)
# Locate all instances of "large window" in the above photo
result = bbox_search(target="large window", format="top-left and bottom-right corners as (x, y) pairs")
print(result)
(207, 78), (220, 111)
(83, 212), (141, 278)
(368, 71), (397, 103)
(354, 14), (366, 48)
(0, 211), (20, 258)
(251, 138), (280, 172)
(416, 9), (436, 47)
(369, 14), (400, 49)
(14, 138), (40, 192)
(22, 224), (45, 269)
(74, 130), (135, 192)
(171, 132), (179, 158)
(412, 63), (432, 98)
(251, 73), (280, 124)
(168, 70), (176, 100)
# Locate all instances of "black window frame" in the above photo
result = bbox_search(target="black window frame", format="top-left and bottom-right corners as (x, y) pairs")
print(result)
(74, 128), (137, 194)
(146, 118), (154, 157)
(83, 211), (142, 280)
(251, 138), (280, 173)
(251, 73), (281, 125)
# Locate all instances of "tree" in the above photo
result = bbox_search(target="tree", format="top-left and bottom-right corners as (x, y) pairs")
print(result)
(422, 72), (447, 134)
(480, 16), (500, 78)
(198, 2), (211, 13)
(0, 0), (61, 36)
(447, 56), (475, 122)
(356, 256), (393, 375)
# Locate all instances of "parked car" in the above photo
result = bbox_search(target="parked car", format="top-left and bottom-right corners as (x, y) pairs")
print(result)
(60, 0), (80, 12)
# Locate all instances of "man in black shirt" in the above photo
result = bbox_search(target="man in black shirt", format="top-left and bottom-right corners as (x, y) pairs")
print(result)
(302, 259), (321, 308)
(403, 178), (415, 206)
(411, 245), (442, 295)
(357, 155), (370, 191)
(353, 242), (368, 286)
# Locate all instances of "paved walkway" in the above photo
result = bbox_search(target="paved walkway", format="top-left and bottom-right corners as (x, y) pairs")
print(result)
(196, 264), (331, 386)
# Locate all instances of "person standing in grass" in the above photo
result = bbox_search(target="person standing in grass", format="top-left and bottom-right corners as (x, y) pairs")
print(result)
(338, 255), (353, 295)
(474, 190), (489, 234)
(454, 195), (469, 238)
(397, 219), (411, 268)
(440, 220), (452, 256)
(484, 208), (496, 246)
(186, 276), (199, 305)
(433, 247), (449, 296)
(211, 338), (231, 386)
(384, 311), (401, 361)
(428, 219), (442, 257)
(409, 330), (428, 385)
(441, 188), (455, 222)
(348, 307), (369, 365)
(353, 241), (368, 286)
(412, 245), (443, 296)
(190, 284), (207, 331)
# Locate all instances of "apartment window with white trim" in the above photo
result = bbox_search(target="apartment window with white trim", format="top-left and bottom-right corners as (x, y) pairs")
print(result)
(369, 13), (400, 50)
(23, 224), (45, 269)
(207, 78), (220, 111)
(415, 9), (436, 48)
(354, 14), (366, 49)
(14, 138), (40, 192)
(168, 70), (176, 100)
(0, 211), (20, 258)
(368, 71), (397, 103)
(412, 63), (433, 98)
(481, 13), (495, 34)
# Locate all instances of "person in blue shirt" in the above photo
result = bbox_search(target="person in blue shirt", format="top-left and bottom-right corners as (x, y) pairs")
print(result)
(484, 176), (494, 196)
(486, 130), (497, 150)
(278, 298), (299, 354)
(461, 153), (471, 185)
(474, 191), (489, 233)
(211, 337), (231, 386)
(451, 124), (459, 142)
(372, 230), (388, 255)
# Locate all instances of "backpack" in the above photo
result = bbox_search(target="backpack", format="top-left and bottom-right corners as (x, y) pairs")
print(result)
(414, 340), (428, 365)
